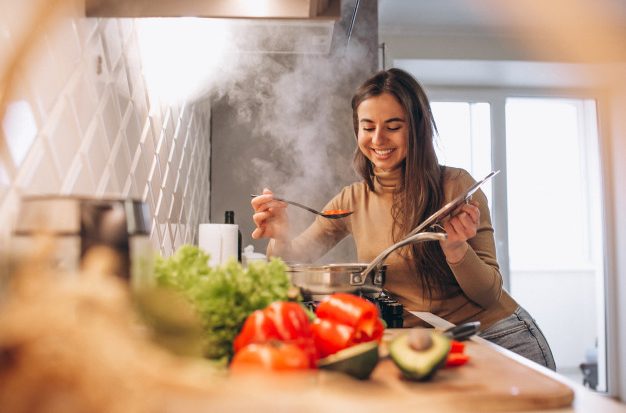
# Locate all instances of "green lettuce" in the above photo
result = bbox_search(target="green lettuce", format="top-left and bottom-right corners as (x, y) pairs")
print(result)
(154, 244), (293, 360)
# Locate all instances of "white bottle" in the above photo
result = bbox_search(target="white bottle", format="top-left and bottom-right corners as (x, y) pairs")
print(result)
(242, 244), (267, 267)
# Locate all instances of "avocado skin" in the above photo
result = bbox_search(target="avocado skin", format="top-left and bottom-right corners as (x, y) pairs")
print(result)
(318, 341), (380, 380)
(389, 330), (451, 381)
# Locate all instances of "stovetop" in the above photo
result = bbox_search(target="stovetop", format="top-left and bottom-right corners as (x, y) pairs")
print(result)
(302, 290), (404, 328)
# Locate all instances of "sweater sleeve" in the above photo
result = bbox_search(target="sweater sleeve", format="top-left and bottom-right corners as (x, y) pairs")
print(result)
(446, 171), (503, 309)
(267, 189), (351, 263)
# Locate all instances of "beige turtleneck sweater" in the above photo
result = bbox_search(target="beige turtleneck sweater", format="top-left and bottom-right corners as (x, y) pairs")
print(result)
(268, 166), (518, 330)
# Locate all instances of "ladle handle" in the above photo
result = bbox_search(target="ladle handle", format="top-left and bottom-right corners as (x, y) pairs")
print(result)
(360, 232), (447, 279)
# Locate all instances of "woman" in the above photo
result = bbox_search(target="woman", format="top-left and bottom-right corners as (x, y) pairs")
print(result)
(251, 68), (556, 370)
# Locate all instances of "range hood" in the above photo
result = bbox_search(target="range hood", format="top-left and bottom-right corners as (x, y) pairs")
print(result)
(85, 0), (342, 54)
(85, 0), (340, 20)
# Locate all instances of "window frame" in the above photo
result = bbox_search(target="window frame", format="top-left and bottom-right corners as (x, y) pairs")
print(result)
(426, 85), (615, 394)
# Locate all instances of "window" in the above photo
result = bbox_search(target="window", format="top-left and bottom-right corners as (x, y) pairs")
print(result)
(431, 93), (606, 391)
(431, 101), (493, 206)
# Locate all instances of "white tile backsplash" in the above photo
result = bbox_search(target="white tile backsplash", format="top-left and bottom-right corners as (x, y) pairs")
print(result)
(2, 100), (38, 166)
(0, 6), (211, 255)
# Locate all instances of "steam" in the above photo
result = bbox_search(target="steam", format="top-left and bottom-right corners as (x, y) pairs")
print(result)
(136, 18), (233, 103)
(136, 5), (376, 237)
(209, 34), (371, 202)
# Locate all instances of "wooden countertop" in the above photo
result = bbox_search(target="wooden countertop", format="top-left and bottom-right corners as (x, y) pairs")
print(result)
(412, 311), (626, 413)
(156, 312), (626, 413)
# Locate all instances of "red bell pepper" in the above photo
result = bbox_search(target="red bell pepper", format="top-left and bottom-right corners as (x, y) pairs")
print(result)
(445, 340), (470, 367)
(311, 318), (356, 358)
(316, 293), (377, 335)
(233, 302), (318, 367)
(263, 301), (312, 341)
(312, 293), (383, 357)
(233, 309), (279, 352)
(450, 340), (465, 354)
(230, 341), (310, 372)
(445, 352), (470, 367)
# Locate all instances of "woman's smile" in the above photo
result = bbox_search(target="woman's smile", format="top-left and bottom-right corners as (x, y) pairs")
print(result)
(371, 147), (396, 159)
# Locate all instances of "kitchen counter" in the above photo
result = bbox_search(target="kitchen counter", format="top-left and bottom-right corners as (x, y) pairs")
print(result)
(3, 264), (622, 413)
(412, 311), (626, 413)
(157, 312), (626, 413)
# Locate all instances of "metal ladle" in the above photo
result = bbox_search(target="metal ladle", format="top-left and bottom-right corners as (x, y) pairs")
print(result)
(250, 194), (354, 219)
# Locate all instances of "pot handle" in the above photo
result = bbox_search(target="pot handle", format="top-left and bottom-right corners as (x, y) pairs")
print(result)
(359, 232), (447, 280)
(349, 270), (384, 286)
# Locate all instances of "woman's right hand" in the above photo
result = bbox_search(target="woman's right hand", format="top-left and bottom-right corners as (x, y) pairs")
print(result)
(251, 188), (290, 241)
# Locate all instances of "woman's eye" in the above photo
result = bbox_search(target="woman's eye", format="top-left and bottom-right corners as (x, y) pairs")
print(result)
(388, 125), (401, 131)
(362, 127), (375, 132)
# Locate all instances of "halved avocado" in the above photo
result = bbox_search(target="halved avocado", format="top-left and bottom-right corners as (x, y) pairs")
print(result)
(317, 341), (380, 380)
(389, 330), (451, 381)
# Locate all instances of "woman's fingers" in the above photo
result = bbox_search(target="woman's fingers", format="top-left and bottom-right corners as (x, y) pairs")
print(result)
(251, 188), (290, 240)
(440, 201), (481, 263)
(252, 210), (271, 227)
(251, 226), (265, 240)
(465, 203), (480, 224)
(251, 194), (287, 213)
(445, 204), (480, 241)
(447, 216), (473, 239)
(453, 203), (479, 223)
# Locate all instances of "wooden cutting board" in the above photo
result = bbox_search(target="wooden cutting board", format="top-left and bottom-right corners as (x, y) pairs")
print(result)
(359, 332), (575, 412)
(161, 330), (575, 413)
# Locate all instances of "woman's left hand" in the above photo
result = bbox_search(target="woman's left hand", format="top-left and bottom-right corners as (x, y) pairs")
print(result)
(440, 200), (480, 264)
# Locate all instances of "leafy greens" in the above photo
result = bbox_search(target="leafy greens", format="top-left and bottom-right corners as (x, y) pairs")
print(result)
(154, 244), (293, 360)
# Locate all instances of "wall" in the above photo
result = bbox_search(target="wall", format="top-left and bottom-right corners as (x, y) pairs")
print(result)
(0, 1), (211, 256)
(209, 0), (378, 262)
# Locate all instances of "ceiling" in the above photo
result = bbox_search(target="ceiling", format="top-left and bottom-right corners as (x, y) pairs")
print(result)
(376, 0), (626, 88)
(378, 0), (626, 36)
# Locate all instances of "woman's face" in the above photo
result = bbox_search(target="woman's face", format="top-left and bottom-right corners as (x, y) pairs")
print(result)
(356, 92), (408, 171)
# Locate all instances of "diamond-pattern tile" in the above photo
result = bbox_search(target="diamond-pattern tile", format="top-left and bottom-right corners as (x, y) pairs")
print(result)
(124, 108), (141, 151)
(85, 117), (110, 179)
(67, 157), (95, 195)
(69, 71), (98, 135)
(111, 133), (132, 190)
(115, 65), (132, 116)
(117, 19), (134, 46)
(86, 33), (109, 96)
(160, 223), (173, 256)
(102, 19), (123, 70)
(47, 100), (81, 177)
(102, 167), (120, 195)
(22, 139), (62, 194)
(101, 91), (121, 149)
(1, 8), (211, 254)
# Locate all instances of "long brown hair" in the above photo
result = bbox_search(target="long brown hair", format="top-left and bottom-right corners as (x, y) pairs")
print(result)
(351, 68), (456, 299)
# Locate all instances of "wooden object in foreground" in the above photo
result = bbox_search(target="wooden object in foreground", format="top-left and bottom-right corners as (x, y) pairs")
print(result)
(162, 329), (574, 413)
(371, 329), (574, 412)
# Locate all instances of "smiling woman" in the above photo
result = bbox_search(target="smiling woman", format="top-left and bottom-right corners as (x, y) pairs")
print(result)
(251, 67), (556, 370)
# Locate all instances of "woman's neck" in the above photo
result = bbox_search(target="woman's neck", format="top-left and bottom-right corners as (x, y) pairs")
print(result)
(373, 165), (403, 193)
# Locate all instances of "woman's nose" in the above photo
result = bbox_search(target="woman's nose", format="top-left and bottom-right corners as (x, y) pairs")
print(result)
(371, 127), (385, 144)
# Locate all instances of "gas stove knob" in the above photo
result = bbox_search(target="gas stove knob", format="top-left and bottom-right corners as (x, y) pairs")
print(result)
(387, 302), (404, 316)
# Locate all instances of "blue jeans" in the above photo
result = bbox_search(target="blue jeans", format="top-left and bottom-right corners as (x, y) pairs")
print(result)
(479, 306), (556, 370)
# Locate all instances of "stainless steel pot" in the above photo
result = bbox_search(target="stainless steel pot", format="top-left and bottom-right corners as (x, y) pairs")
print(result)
(287, 263), (387, 300)
(286, 232), (447, 300)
